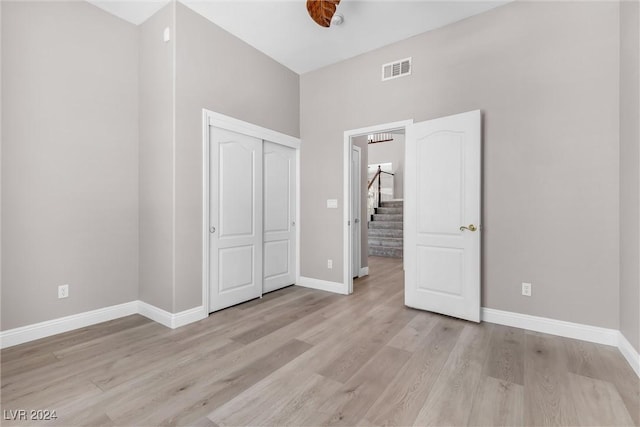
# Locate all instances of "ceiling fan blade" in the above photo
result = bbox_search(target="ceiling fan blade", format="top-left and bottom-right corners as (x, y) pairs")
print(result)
(306, 0), (341, 28)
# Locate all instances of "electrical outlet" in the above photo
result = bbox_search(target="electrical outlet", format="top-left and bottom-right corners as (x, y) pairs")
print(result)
(327, 259), (333, 269)
(522, 282), (532, 297)
(58, 284), (69, 299)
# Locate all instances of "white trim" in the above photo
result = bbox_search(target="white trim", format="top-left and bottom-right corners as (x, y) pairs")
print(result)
(351, 144), (362, 280)
(202, 109), (301, 314)
(481, 307), (619, 347)
(138, 301), (207, 329)
(0, 301), (138, 349)
(343, 130), (350, 294)
(1, 299), (638, 379)
(343, 119), (413, 295)
(202, 109), (211, 316)
(296, 276), (348, 295)
(618, 332), (640, 378)
(137, 301), (174, 328)
(206, 111), (300, 149)
(171, 306), (207, 328)
(296, 148), (301, 284)
(0, 301), (208, 349)
(359, 266), (369, 277)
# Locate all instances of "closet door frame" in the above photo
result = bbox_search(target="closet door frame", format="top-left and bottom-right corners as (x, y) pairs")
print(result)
(202, 109), (301, 314)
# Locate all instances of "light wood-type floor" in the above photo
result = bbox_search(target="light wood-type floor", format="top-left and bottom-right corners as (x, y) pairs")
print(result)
(1, 256), (638, 427)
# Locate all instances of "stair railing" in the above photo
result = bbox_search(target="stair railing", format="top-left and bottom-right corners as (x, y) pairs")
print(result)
(367, 165), (394, 215)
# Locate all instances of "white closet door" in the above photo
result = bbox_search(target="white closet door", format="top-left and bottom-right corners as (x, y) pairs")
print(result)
(209, 127), (263, 312)
(263, 141), (296, 293)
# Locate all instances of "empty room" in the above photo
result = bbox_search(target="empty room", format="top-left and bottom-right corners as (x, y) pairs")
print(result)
(1, 0), (639, 426)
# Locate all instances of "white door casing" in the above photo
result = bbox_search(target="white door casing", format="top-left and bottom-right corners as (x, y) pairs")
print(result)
(343, 120), (413, 294)
(209, 127), (263, 312)
(263, 141), (296, 293)
(352, 145), (362, 278)
(404, 110), (481, 322)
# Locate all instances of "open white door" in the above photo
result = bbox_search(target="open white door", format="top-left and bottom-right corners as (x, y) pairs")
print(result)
(263, 141), (296, 293)
(209, 127), (263, 312)
(404, 110), (481, 322)
(351, 145), (362, 278)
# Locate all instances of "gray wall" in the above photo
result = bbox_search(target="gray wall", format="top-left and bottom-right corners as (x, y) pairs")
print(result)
(138, 2), (175, 312)
(300, 1), (621, 329)
(368, 133), (405, 200)
(174, 3), (300, 311)
(1, 1), (139, 329)
(619, 0), (640, 352)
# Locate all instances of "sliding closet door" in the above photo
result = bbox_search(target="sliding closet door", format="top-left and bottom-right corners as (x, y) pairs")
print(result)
(209, 127), (263, 312)
(263, 141), (296, 293)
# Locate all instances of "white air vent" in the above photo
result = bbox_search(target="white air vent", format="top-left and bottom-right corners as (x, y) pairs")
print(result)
(382, 57), (412, 81)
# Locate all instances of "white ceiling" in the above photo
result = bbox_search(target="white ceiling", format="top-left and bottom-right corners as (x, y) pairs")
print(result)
(87, 0), (511, 74)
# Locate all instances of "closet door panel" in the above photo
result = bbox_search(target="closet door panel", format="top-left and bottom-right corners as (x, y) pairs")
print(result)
(263, 141), (296, 293)
(209, 127), (263, 312)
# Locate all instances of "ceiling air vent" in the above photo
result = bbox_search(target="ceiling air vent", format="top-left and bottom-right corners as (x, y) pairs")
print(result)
(382, 57), (412, 81)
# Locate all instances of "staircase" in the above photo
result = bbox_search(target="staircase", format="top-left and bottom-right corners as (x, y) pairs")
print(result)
(368, 200), (403, 258)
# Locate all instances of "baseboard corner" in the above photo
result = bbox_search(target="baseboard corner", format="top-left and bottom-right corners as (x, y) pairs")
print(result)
(296, 276), (347, 295)
(172, 305), (208, 329)
(618, 332), (640, 378)
(137, 301), (207, 329)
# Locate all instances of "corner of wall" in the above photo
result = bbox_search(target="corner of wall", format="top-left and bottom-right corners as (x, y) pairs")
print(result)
(618, 0), (640, 355)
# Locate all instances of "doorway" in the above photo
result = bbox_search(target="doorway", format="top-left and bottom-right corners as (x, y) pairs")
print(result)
(343, 111), (481, 322)
(343, 120), (413, 294)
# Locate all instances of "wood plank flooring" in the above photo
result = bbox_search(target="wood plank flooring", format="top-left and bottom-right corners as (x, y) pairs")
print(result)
(1, 256), (638, 426)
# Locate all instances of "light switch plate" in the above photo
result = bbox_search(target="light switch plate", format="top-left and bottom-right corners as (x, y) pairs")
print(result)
(327, 199), (338, 209)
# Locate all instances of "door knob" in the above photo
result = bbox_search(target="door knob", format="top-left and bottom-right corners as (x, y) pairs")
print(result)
(355, 218), (360, 224)
(210, 226), (216, 233)
(459, 224), (477, 232)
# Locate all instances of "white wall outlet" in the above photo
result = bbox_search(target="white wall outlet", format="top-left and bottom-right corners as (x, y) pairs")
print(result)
(522, 282), (532, 297)
(58, 284), (69, 299)
(327, 259), (333, 269)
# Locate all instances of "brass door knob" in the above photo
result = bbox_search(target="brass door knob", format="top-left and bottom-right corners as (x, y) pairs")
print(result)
(459, 224), (477, 232)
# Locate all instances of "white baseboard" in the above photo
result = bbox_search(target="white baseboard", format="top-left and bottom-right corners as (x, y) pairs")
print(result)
(137, 302), (207, 329)
(618, 332), (640, 378)
(0, 301), (138, 349)
(297, 276), (347, 294)
(170, 305), (208, 328)
(2, 297), (637, 380)
(481, 307), (619, 347)
(137, 301), (174, 328)
(1, 301), (208, 349)
(359, 267), (369, 277)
